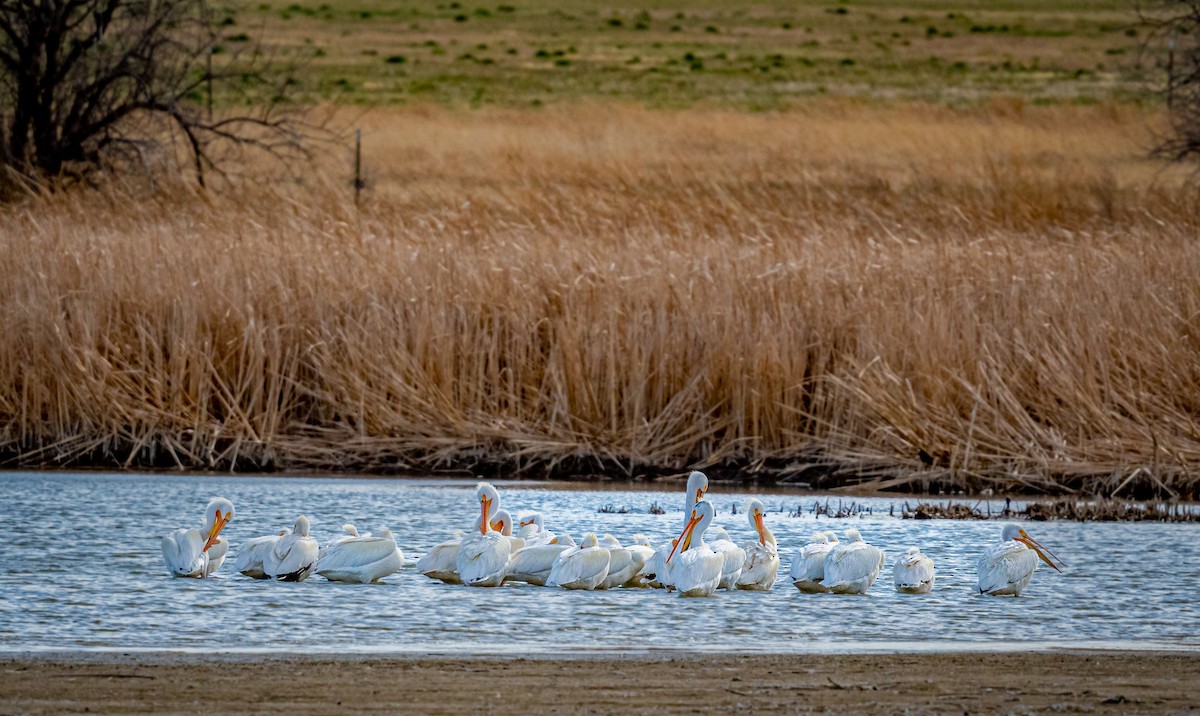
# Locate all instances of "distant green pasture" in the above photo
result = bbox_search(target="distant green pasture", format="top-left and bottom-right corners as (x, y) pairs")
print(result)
(213, 0), (1155, 108)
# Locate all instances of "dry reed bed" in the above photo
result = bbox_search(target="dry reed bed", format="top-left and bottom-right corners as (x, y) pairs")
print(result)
(1, 103), (1198, 497)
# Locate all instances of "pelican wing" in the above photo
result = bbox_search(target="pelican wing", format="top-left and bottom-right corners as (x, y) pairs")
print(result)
(672, 547), (723, 596)
(508, 543), (570, 585)
(318, 536), (403, 583)
(977, 541), (1039, 595)
(416, 533), (464, 582)
(737, 541), (780, 589)
(790, 542), (832, 582)
(548, 546), (610, 588)
(234, 534), (281, 578)
(265, 535), (319, 580)
(162, 528), (207, 577)
(823, 543), (885, 590)
(457, 532), (511, 586)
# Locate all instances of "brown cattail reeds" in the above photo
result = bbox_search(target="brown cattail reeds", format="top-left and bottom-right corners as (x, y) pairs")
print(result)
(1, 103), (1198, 498)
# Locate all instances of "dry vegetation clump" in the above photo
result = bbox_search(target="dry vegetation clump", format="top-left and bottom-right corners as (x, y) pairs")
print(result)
(2, 102), (1199, 498)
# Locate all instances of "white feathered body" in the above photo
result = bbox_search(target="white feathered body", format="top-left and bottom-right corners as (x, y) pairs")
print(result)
(457, 531), (512, 587)
(822, 541), (885, 595)
(671, 546), (723, 597)
(263, 530), (319, 582)
(894, 549), (936, 594)
(790, 540), (834, 593)
(624, 541), (657, 587)
(162, 529), (228, 579)
(708, 530), (746, 590)
(977, 541), (1040, 596)
(508, 538), (574, 586)
(235, 533), (283, 579)
(598, 536), (641, 590)
(736, 541), (779, 591)
(318, 532), (404, 584)
(547, 536), (610, 590)
(416, 531), (465, 584)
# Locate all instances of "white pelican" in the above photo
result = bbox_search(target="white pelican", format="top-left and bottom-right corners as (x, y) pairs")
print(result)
(235, 528), (288, 579)
(508, 533), (576, 586)
(624, 535), (657, 588)
(736, 499), (779, 591)
(264, 515), (319, 581)
(894, 547), (936, 594)
(665, 500), (723, 597)
(707, 526), (746, 590)
(491, 509), (526, 554)
(318, 528), (404, 584)
(457, 482), (512, 587)
(598, 534), (646, 589)
(649, 470), (709, 589)
(821, 529), (885, 595)
(162, 497), (234, 578)
(790, 531), (836, 593)
(547, 533), (610, 590)
(977, 524), (1067, 596)
(517, 512), (556, 547)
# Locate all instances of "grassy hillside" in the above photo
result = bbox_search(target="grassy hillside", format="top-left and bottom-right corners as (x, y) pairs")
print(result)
(215, 0), (1152, 108)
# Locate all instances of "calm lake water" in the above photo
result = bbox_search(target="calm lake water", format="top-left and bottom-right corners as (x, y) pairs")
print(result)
(1, 472), (1196, 655)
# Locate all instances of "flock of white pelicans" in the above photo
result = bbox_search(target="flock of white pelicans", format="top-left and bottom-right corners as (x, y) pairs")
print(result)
(162, 471), (1068, 597)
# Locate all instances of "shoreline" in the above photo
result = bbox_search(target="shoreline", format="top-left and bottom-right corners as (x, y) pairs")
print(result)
(4, 651), (1197, 714)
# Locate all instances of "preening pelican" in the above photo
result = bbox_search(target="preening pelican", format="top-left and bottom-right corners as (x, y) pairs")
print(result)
(457, 482), (512, 587)
(790, 531), (835, 593)
(598, 535), (645, 589)
(491, 509), (526, 554)
(649, 470), (709, 589)
(666, 500), (723, 597)
(235, 528), (288, 579)
(162, 497), (234, 578)
(822, 529), (885, 595)
(517, 512), (556, 547)
(508, 533), (576, 586)
(977, 524), (1067, 596)
(893, 547), (935, 594)
(736, 499), (779, 591)
(318, 528), (404, 584)
(264, 515), (319, 582)
(708, 526), (746, 590)
(547, 533), (610, 590)
(623, 535), (657, 588)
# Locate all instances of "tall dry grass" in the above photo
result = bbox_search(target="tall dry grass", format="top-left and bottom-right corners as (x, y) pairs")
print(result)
(2, 101), (1199, 497)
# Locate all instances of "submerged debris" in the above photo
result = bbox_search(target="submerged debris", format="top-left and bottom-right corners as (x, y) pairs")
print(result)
(597, 504), (631, 514)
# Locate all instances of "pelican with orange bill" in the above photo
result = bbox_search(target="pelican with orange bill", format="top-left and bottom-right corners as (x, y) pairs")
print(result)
(162, 497), (235, 578)
(977, 524), (1068, 596)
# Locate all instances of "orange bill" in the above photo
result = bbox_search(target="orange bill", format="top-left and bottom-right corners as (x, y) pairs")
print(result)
(1017, 531), (1068, 573)
(202, 510), (229, 553)
(667, 511), (701, 564)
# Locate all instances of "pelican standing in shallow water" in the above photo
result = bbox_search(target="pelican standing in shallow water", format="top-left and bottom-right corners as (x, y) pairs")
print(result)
(457, 482), (512, 587)
(235, 528), (288, 579)
(666, 500), (723, 597)
(264, 515), (319, 581)
(318, 528), (404, 584)
(162, 498), (234, 578)
(736, 499), (779, 591)
(893, 546), (936, 594)
(790, 531), (836, 593)
(649, 470), (709, 589)
(821, 529), (885, 595)
(977, 524), (1067, 596)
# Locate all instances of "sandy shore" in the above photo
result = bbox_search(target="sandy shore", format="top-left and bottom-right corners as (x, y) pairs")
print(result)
(2, 651), (1196, 714)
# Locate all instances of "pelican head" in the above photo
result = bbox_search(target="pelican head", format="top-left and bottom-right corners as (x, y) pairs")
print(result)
(581, 533), (600, 548)
(379, 528), (395, 541)
(825, 531), (839, 542)
(686, 470), (709, 506)
(905, 546), (921, 557)
(746, 498), (773, 546)
(809, 532), (829, 544)
(1003, 524), (1067, 573)
(518, 512), (544, 531)
(631, 533), (652, 547)
(710, 526), (732, 542)
(667, 500), (715, 563)
(201, 497), (234, 553)
(599, 534), (622, 548)
(475, 482), (500, 534)
(341, 523), (358, 537)
(491, 509), (513, 536)
(843, 528), (863, 543)
(558, 533), (577, 547)
(292, 515), (310, 537)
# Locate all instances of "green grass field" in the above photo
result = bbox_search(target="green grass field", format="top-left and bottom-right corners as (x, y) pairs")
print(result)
(217, 0), (1154, 109)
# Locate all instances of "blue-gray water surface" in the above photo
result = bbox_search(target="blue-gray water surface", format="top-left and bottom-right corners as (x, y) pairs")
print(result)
(1, 472), (1196, 655)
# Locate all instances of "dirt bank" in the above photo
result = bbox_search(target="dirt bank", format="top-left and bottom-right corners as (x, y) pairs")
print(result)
(2, 651), (1196, 714)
